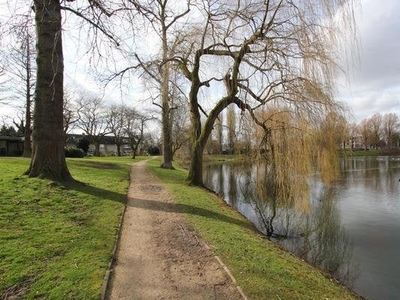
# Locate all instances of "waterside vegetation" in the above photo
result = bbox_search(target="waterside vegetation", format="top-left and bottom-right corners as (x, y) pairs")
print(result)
(147, 158), (362, 300)
(1, 155), (363, 299)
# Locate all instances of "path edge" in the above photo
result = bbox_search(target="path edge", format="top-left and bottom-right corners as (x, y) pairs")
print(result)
(100, 161), (249, 300)
(100, 167), (130, 300)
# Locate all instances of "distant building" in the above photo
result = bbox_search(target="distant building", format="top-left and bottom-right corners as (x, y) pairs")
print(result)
(66, 134), (132, 156)
(0, 136), (24, 156)
(0, 134), (142, 157)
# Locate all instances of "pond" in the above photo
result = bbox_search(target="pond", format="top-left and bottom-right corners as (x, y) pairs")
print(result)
(203, 156), (400, 300)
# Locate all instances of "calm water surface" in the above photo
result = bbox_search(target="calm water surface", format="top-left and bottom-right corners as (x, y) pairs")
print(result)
(203, 156), (400, 300)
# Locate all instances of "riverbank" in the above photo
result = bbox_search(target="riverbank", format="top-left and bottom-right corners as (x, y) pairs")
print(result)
(203, 149), (400, 161)
(340, 149), (400, 156)
(1, 156), (364, 299)
(148, 158), (363, 300)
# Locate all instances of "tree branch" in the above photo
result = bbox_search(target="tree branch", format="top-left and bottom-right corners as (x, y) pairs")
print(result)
(61, 6), (120, 46)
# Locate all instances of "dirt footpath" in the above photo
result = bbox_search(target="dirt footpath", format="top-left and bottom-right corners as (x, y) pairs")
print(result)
(106, 160), (244, 300)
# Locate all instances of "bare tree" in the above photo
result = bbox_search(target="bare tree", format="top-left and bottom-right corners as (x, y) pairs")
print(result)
(108, 104), (128, 156)
(382, 113), (399, 149)
(0, 123), (20, 136)
(76, 96), (111, 156)
(1, 14), (36, 157)
(347, 122), (360, 151)
(0, 65), (7, 104)
(19, 22), (34, 158)
(11, 0), (122, 181)
(112, 0), (191, 168)
(170, 91), (190, 158)
(215, 113), (223, 154)
(226, 105), (236, 154)
(0, 20), (8, 104)
(368, 113), (383, 149)
(236, 113), (255, 155)
(358, 119), (373, 150)
(63, 89), (80, 135)
(171, 0), (357, 186)
(124, 108), (153, 159)
(24, 0), (72, 180)
(12, 111), (27, 136)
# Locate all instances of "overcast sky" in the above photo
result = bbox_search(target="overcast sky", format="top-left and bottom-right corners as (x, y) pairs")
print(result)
(338, 0), (400, 122)
(63, 0), (400, 124)
(1, 0), (400, 125)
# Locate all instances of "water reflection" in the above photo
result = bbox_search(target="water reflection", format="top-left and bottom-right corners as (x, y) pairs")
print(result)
(204, 161), (358, 286)
(204, 157), (400, 299)
(339, 156), (400, 195)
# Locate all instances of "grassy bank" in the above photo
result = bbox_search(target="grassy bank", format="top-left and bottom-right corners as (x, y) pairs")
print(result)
(340, 149), (400, 156)
(203, 154), (246, 162)
(147, 158), (361, 300)
(0, 156), (144, 299)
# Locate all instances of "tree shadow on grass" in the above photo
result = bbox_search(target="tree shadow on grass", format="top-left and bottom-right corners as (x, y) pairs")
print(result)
(68, 182), (255, 232)
(66, 182), (127, 204)
(126, 196), (256, 231)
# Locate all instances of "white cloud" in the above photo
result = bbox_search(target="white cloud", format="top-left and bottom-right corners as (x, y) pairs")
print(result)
(339, 0), (400, 122)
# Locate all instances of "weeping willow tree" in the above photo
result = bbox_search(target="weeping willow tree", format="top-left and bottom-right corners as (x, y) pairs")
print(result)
(235, 107), (348, 245)
(255, 109), (314, 213)
(251, 107), (348, 218)
(169, 0), (358, 186)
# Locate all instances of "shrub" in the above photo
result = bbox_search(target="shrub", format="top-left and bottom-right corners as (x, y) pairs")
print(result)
(148, 145), (160, 156)
(77, 138), (90, 155)
(65, 146), (85, 158)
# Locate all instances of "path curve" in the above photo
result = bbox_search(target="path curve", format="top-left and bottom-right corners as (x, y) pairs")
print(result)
(106, 160), (244, 300)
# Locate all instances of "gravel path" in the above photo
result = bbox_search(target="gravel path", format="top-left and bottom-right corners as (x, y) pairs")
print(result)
(106, 160), (244, 300)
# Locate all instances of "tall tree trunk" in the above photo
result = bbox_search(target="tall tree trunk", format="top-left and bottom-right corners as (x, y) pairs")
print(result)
(227, 105), (236, 154)
(23, 34), (32, 158)
(187, 95), (230, 186)
(160, 11), (173, 169)
(187, 68), (203, 185)
(116, 139), (122, 156)
(216, 114), (223, 154)
(188, 141), (204, 186)
(23, 101), (32, 157)
(94, 142), (101, 156)
(161, 103), (173, 168)
(26, 0), (72, 182)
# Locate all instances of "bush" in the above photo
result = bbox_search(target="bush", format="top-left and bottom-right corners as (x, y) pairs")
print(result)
(148, 146), (160, 156)
(65, 146), (85, 158)
(77, 138), (90, 155)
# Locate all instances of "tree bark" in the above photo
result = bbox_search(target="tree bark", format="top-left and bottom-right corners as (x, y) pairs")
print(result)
(23, 99), (32, 157)
(23, 34), (33, 158)
(160, 5), (173, 169)
(115, 138), (122, 156)
(188, 141), (204, 186)
(94, 142), (101, 157)
(187, 58), (203, 185)
(187, 93), (232, 186)
(161, 103), (174, 168)
(26, 0), (72, 182)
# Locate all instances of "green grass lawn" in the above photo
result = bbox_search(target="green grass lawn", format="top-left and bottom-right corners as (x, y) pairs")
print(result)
(0, 156), (145, 299)
(147, 158), (362, 300)
(1, 154), (362, 299)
